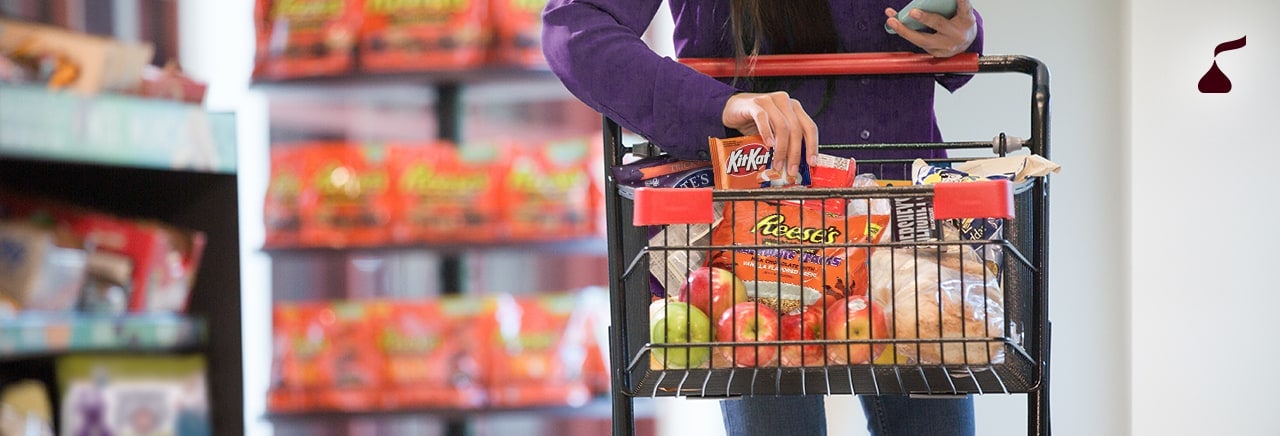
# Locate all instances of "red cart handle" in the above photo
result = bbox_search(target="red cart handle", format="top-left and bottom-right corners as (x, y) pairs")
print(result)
(633, 180), (1012, 226)
(679, 52), (979, 78)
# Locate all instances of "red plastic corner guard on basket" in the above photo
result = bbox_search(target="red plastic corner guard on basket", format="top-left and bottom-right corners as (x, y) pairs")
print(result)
(633, 188), (714, 225)
(932, 179), (1015, 220)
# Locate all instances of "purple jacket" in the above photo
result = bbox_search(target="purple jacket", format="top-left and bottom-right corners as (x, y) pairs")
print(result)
(542, 0), (983, 179)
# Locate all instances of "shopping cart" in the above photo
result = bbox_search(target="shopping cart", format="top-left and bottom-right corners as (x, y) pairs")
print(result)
(601, 52), (1051, 436)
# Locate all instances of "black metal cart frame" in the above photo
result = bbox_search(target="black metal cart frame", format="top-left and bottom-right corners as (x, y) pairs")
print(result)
(601, 53), (1051, 436)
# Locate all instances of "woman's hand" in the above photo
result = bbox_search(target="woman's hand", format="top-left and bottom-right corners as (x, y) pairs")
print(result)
(721, 91), (819, 179)
(885, 0), (977, 58)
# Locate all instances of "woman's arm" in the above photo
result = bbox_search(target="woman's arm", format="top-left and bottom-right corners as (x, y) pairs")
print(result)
(542, 0), (740, 159)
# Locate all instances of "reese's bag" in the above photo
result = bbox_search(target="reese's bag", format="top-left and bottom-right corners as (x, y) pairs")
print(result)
(708, 200), (889, 314)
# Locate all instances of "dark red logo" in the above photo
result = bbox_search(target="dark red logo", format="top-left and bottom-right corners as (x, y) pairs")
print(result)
(1198, 36), (1247, 93)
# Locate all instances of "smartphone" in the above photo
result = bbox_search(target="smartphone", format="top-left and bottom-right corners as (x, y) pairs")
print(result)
(886, 0), (958, 34)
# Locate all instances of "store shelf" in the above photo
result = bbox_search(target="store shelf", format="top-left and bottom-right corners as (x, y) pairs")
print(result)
(0, 134), (245, 435)
(0, 85), (237, 173)
(251, 67), (557, 89)
(0, 313), (205, 360)
(262, 236), (609, 257)
(263, 395), (655, 424)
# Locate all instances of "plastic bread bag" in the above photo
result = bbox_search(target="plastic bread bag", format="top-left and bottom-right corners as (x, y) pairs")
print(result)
(868, 242), (1008, 365)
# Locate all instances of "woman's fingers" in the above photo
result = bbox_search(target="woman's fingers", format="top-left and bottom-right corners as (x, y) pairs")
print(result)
(886, 0), (977, 57)
(722, 91), (819, 179)
(770, 92), (806, 176)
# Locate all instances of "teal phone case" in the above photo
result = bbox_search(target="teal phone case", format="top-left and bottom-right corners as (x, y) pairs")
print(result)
(887, 0), (959, 34)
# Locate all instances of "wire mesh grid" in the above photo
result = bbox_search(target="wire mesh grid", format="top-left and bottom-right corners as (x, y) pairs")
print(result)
(615, 183), (1040, 398)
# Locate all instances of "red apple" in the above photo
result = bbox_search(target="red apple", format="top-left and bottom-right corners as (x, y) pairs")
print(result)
(779, 305), (826, 367)
(715, 302), (780, 367)
(678, 266), (748, 322)
(824, 296), (889, 365)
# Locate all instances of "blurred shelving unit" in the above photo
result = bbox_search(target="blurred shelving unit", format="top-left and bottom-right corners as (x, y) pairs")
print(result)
(249, 45), (634, 436)
(0, 84), (245, 435)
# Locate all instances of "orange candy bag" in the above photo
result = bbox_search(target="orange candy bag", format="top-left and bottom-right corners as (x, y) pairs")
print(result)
(269, 301), (384, 411)
(709, 200), (889, 313)
(503, 139), (596, 241)
(387, 142), (507, 243)
(255, 0), (362, 79)
(484, 293), (592, 407)
(297, 143), (393, 247)
(265, 147), (306, 247)
(359, 0), (488, 72)
(490, 0), (549, 67)
(378, 298), (488, 409)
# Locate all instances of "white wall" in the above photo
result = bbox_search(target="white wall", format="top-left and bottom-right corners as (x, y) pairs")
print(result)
(935, 1), (1129, 435)
(1129, 1), (1280, 435)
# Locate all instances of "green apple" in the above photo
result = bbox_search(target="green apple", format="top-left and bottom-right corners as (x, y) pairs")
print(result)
(650, 300), (712, 369)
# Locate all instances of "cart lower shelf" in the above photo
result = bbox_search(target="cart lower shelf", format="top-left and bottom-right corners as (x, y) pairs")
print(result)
(626, 347), (1039, 398)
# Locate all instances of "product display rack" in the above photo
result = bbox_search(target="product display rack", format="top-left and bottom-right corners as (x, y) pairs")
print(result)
(253, 64), (642, 436)
(0, 86), (244, 435)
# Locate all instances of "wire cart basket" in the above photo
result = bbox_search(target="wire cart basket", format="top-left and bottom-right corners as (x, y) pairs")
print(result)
(601, 53), (1051, 436)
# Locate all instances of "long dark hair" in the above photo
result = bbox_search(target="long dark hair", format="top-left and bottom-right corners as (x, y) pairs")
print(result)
(728, 0), (841, 109)
(729, 0), (840, 66)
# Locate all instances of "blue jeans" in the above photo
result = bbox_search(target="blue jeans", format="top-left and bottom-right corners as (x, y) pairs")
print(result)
(720, 395), (975, 436)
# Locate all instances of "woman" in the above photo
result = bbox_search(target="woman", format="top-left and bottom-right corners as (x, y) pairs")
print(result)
(542, 1), (982, 434)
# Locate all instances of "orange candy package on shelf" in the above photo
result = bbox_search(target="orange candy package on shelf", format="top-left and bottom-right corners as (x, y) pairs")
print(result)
(266, 137), (601, 247)
(482, 292), (593, 408)
(359, 0), (489, 72)
(502, 138), (600, 241)
(489, 0), (549, 68)
(254, 0), (363, 80)
(378, 297), (489, 409)
(387, 142), (508, 243)
(269, 301), (385, 412)
(268, 302), (327, 412)
(296, 142), (394, 247)
(264, 147), (306, 247)
(269, 290), (609, 413)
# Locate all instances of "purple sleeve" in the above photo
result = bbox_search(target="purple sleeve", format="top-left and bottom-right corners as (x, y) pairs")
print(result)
(935, 8), (984, 92)
(542, 0), (739, 159)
